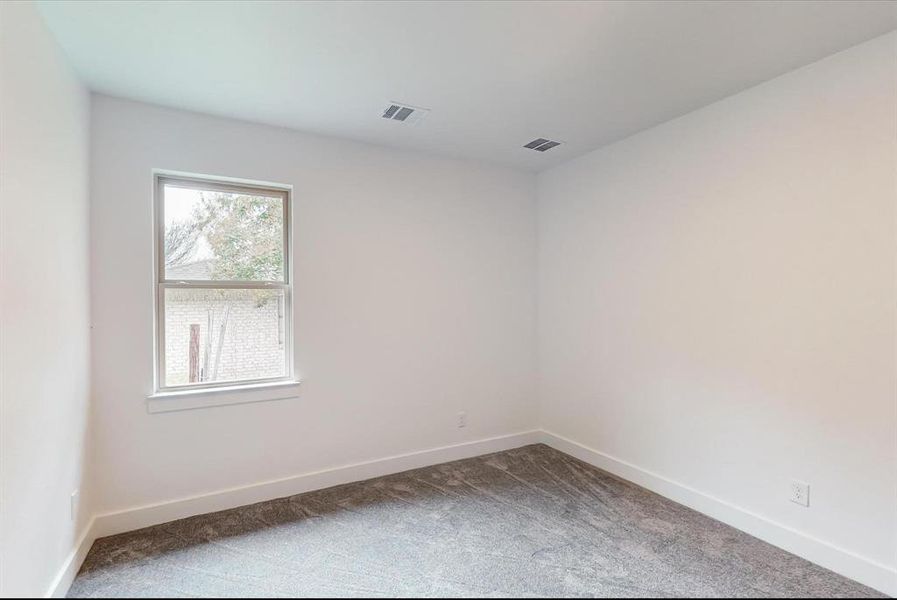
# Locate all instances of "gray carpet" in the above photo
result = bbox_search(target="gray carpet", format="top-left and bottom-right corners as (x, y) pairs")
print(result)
(68, 444), (882, 598)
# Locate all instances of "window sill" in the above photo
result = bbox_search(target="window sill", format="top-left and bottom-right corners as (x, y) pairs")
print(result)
(146, 380), (302, 413)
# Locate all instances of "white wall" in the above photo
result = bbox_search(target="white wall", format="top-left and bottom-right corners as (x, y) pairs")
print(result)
(0, 1), (93, 596)
(89, 95), (537, 514)
(538, 30), (897, 576)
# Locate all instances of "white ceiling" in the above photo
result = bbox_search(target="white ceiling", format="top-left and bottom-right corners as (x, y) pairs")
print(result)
(38, 1), (897, 171)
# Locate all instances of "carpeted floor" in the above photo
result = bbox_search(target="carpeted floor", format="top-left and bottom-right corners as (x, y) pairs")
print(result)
(68, 444), (882, 598)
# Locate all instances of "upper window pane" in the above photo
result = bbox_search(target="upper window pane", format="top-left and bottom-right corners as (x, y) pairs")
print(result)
(163, 183), (285, 281)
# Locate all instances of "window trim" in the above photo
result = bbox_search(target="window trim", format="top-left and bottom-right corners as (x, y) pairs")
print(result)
(153, 172), (295, 395)
(146, 380), (302, 414)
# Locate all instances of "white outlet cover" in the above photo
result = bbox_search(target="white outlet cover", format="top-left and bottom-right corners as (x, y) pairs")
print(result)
(789, 480), (810, 507)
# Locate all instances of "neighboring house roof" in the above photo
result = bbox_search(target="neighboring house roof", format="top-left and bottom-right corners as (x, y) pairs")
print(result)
(167, 258), (216, 280)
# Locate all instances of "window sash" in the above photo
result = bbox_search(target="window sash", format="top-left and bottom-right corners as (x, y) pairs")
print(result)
(154, 173), (293, 393)
(161, 281), (289, 289)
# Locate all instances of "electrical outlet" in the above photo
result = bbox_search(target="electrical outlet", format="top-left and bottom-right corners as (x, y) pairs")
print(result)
(70, 489), (79, 520)
(789, 480), (809, 507)
(457, 411), (467, 428)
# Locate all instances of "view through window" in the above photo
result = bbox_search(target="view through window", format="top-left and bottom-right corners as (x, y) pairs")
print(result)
(156, 175), (291, 389)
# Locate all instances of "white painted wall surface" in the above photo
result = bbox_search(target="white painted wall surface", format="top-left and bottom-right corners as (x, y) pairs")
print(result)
(538, 32), (897, 572)
(0, 1), (93, 596)
(89, 95), (537, 514)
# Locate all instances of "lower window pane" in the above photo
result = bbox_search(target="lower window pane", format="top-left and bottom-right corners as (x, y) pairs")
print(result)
(164, 287), (286, 387)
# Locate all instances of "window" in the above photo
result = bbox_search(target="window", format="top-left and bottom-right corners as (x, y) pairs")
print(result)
(154, 174), (292, 392)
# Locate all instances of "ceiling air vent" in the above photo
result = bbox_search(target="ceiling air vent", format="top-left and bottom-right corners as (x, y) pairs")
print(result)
(382, 102), (430, 125)
(524, 138), (562, 152)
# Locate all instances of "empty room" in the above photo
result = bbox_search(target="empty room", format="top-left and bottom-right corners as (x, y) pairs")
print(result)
(1, 0), (896, 597)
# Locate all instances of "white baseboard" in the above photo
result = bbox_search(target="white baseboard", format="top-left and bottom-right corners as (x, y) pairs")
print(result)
(45, 517), (97, 598)
(539, 430), (897, 597)
(93, 430), (542, 538)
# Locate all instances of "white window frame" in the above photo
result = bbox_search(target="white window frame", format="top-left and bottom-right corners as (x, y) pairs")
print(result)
(152, 173), (295, 399)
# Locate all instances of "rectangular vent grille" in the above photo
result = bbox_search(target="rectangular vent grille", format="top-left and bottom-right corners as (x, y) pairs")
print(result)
(524, 138), (562, 152)
(382, 102), (429, 124)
